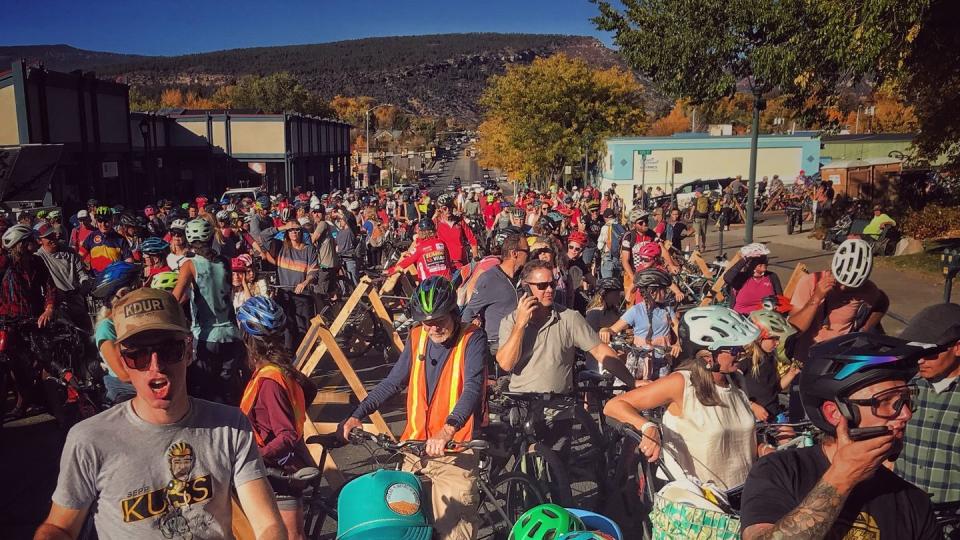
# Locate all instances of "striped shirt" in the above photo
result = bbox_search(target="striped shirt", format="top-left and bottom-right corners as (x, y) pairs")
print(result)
(896, 375), (960, 504)
(276, 243), (318, 289)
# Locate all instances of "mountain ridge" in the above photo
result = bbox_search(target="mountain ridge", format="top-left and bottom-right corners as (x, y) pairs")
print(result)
(0, 34), (655, 122)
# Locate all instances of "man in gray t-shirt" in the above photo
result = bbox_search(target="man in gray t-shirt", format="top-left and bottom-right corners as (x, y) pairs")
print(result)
(36, 288), (284, 540)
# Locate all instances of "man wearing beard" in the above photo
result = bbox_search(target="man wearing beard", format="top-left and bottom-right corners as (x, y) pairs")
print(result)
(340, 276), (487, 540)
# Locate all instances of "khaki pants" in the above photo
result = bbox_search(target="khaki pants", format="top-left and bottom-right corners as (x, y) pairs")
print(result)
(402, 450), (479, 540)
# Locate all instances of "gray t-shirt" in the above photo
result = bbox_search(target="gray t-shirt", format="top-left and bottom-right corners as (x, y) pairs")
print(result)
(53, 398), (266, 539)
(460, 265), (518, 344)
(499, 305), (601, 393)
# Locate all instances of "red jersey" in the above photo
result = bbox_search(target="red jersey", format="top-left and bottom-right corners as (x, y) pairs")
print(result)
(390, 237), (452, 281)
(482, 204), (500, 229)
(436, 219), (477, 267)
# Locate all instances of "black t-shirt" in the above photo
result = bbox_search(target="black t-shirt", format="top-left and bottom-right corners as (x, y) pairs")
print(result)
(737, 354), (780, 417)
(740, 446), (941, 539)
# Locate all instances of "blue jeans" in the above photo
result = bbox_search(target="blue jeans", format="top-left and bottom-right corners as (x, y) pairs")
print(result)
(343, 258), (359, 285)
(600, 258), (619, 280)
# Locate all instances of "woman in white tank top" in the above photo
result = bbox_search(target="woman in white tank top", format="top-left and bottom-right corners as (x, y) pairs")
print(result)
(604, 305), (764, 490)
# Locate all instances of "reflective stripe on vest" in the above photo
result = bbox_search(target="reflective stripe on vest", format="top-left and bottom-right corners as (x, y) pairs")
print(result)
(239, 364), (307, 448)
(401, 323), (479, 444)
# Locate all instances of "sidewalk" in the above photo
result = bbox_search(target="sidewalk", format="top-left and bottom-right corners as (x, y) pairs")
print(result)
(696, 212), (952, 334)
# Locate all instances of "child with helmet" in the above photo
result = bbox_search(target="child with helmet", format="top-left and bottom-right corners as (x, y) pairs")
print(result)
(739, 308), (801, 422)
(91, 261), (142, 403)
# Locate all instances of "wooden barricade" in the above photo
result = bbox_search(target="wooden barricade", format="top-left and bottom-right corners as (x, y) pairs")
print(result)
(783, 263), (809, 299)
(702, 252), (742, 306)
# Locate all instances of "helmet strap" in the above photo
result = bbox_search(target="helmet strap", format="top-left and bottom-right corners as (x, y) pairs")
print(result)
(835, 398), (861, 429)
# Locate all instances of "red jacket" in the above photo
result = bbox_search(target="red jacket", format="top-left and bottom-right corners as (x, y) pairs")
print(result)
(390, 236), (453, 281)
(436, 219), (477, 266)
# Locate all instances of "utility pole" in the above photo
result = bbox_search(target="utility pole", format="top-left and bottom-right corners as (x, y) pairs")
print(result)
(745, 91), (765, 244)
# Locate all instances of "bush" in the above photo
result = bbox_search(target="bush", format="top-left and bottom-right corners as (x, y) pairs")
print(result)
(902, 205), (960, 240)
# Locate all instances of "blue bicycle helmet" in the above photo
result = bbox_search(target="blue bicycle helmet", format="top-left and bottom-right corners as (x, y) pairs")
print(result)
(237, 296), (288, 338)
(93, 261), (141, 300)
(141, 237), (170, 255)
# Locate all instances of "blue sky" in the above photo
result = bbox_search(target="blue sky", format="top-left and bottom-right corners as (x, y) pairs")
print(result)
(5, 0), (613, 55)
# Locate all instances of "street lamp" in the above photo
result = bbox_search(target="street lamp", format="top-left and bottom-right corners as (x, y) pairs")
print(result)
(138, 118), (153, 201)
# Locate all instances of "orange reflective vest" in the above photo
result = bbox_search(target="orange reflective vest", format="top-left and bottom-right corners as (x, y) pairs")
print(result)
(239, 364), (307, 448)
(401, 323), (482, 444)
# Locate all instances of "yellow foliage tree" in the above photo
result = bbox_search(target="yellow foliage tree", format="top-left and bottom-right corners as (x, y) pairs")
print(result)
(160, 88), (185, 108)
(648, 100), (691, 135)
(479, 53), (646, 182)
(330, 95), (377, 126)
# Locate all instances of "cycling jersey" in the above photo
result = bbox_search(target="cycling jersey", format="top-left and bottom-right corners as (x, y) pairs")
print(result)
(620, 229), (657, 271)
(81, 230), (130, 274)
(435, 219), (477, 267)
(390, 237), (452, 281)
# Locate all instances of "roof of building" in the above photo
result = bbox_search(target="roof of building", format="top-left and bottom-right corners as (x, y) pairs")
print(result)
(821, 133), (917, 143)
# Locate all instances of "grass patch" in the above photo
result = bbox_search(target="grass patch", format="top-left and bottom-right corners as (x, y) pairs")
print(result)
(876, 251), (944, 277)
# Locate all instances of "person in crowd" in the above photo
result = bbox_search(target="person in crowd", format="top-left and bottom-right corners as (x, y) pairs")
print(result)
(68, 210), (96, 254)
(258, 219), (318, 351)
(740, 309), (801, 421)
(596, 208), (625, 280)
(232, 254), (267, 309)
(35, 224), (92, 332)
(172, 219), (245, 405)
(91, 261), (140, 403)
(585, 277), (624, 335)
(116, 213), (144, 263)
(35, 287), (285, 540)
(144, 204), (166, 238)
(80, 207), (129, 275)
(339, 277), (487, 540)
(497, 260), (634, 393)
(691, 188), (710, 252)
(215, 210), (239, 259)
(436, 200), (479, 269)
(249, 196), (276, 245)
(461, 232), (528, 356)
(862, 204), (897, 239)
(599, 269), (681, 383)
(238, 296), (317, 540)
(333, 212), (360, 285)
(724, 243), (783, 315)
(740, 333), (941, 539)
(620, 208), (656, 299)
(140, 237), (172, 280)
(387, 218), (452, 282)
(308, 205), (338, 297)
(46, 210), (68, 243)
(895, 303), (960, 511)
(606, 305), (761, 491)
(662, 207), (692, 252)
(165, 219), (190, 271)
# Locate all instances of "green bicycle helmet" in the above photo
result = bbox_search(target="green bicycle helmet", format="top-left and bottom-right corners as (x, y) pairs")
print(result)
(409, 276), (457, 322)
(511, 504), (585, 540)
(150, 271), (179, 291)
(185, 218), (214, 243)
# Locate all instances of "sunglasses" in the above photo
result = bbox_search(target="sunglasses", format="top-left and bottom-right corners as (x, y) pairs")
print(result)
(526, 281), (556, 291)
(568, 244), (584, 252)
(531, 248), (554, 258)
(846, 385), (918, 420)
(716, 346), (744, 357)
(119, 340), (186, 371)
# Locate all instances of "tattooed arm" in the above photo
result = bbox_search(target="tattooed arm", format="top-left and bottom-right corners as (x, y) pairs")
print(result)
(742, 474), (849, 540)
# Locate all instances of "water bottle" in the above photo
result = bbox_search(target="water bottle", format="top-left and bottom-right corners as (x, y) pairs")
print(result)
(775, 413), (788, 424)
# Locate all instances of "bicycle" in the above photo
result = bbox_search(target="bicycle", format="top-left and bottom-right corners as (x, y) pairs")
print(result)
(349, 429), (545, 539)
(757, 420), (819, 450)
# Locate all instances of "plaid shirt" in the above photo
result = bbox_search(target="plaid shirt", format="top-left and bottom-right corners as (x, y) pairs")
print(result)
(896, 375), (960, 504)
(0, 257), (58, 319)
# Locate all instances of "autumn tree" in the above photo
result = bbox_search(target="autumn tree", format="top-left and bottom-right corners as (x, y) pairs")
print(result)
(479, 53), (647, 183)
(329, 95), (377, 126)
(648, 100), (691, 136)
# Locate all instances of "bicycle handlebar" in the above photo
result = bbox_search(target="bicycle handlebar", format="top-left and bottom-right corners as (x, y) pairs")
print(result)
(349, 429), (489, 454)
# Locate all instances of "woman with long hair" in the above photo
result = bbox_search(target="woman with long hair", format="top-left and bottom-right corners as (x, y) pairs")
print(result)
(165, 219), (190, 271)
(172, 218), (244, 404)
(739, 309), (801, 421)
(259, 218), (318, 350)
(238, 296), (317, 540)
(604, 305), (760, 490)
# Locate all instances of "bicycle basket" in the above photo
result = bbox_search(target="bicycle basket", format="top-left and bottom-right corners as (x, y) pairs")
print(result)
(650, 494), (741, 540)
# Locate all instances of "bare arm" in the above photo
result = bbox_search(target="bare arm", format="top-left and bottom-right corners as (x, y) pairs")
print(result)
(34, 503), (89, 540)
(235, 478), (287, 540)
(172, 259), (195, 304)
(496, 318), (527, 372)
(620, 248), (633, 279)
(99, 340), (130, 383)
(590, 342), (638, 388)
(743, 476), (847, 540)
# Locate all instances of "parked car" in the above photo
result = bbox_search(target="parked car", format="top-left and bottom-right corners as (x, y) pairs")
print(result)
(221, 186), (266, 203)
(670, 178), (735, 209)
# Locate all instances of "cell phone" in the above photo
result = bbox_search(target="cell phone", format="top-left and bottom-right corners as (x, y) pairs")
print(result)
(848, 426), (891, 441)
(519, 284), (540, 304)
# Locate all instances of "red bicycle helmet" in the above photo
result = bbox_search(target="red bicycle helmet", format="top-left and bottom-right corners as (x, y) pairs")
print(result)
(639, 242), (662, 259)
(567, 231), (588, 246)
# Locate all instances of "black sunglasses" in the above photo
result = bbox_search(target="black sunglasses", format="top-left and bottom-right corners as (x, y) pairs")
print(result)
(531, 248), (554, 258)
(119, 340), (186, 371)
(526, 280), (556, 291)
(846, 385), (918, 420)
(568, 244), (584, 252)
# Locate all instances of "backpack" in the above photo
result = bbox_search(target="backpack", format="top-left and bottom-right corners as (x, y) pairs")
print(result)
(695, 195), (711, 217)
(367, 221), (385, 248)
(604, 223), (626, 261)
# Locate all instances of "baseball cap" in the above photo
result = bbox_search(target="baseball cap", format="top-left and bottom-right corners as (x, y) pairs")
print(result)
(35, 224), (57, 238)
(112, 288), (190, 343)
(76, 210), (89, 219)
(899, 303), (960, 346)
(337, 470), (431, 540)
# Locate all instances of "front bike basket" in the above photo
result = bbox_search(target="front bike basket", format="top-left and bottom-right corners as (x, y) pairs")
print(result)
(650, 493), (741, 540)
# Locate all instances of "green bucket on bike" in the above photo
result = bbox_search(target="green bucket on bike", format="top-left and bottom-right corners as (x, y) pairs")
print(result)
(337, 469), (432, 539)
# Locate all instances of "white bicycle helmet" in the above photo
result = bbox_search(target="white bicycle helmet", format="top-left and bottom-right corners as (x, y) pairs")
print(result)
(684, 305), (760, 350)
(170, 218), (187, 231)
(749, 309), (797, 339)
(739, 242), (770, 259)
(832, 238), (872, 288)
(2, 224), (34, 249)
(185, 218), (214, 243)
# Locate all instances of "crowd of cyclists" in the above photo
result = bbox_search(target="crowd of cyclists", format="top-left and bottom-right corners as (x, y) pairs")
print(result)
(8, 176), (955, 539)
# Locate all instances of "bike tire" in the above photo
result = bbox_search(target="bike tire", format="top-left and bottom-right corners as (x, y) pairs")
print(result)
(478, 472), (545, 540)
(516, 443), (573, 506)
(565, 404), (607, 510)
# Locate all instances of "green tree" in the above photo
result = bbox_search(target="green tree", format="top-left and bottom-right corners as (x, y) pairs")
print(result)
(479, 53), (646, 183)
(230, 72), (332, 116)
(128, 86), (160, 112)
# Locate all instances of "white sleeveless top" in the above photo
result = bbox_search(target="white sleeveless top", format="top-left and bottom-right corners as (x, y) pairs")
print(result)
(661, 370), (757, 490)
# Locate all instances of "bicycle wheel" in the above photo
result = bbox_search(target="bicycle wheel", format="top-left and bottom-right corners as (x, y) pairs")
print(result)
(516, 443), (572, 506)
(477, 473), (545, 540)
(564, 405), (607, 510)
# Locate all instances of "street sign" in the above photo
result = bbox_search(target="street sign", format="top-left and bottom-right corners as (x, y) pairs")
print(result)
(637, 149), (652, 157)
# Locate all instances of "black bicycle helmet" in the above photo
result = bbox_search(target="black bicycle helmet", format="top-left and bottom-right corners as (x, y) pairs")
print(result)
(493, 225), (524, 248)
(409, 276), (458, 322)
(633, 268), (672, 290)
(418, 217), (436, 232)
(118, 213), (139, 228)
(800, 332), (926, 435)
(596, 277), (623, 292)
